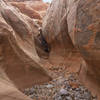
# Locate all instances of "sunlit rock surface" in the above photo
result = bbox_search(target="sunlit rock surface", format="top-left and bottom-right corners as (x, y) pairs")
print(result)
(9, 1), (48, 27)
(42, 0), (75, 65)
(0, 0), (51, 99)
(42, 0), (100, 98)
(73, 0), (100, 98)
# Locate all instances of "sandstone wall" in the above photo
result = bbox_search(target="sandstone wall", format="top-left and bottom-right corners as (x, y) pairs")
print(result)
(74, 0), (100, 98)
(42, 0), (75, 65)
(10, 1), (48, 26)
(0, 0), (51, 99)
(42, 0), (100, 98)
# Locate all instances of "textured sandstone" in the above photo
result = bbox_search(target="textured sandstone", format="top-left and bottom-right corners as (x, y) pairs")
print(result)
(0, 0), (51, 99)
(10, 2), (42, 20)
(42, 0), (75, 65)
(0, 0), (100, 99)
(0, 77), (31, 100)
(42, 0), (100, 98)
(74, 0), (100, 98)
(10, 1), (48, 18)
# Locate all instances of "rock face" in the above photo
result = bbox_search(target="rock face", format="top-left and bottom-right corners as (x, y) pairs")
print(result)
(10, 2), (42, 20)
(0, 76), (32, 100)
(9, 1), (49, 26)
(0, 0), (51, 99)
(42, 0), (100, 98)
(42, 0), (75, 65)
(67, 0), (100, 98)
(74, 0), (100, 98)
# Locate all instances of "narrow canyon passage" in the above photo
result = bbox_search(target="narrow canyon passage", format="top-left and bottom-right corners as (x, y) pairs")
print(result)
(0, 0), (99, 100)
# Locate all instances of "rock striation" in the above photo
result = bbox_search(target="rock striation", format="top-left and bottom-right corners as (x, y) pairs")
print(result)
(42, 0), (100, 98)
(0, 0), (51, 99)
(42, 0), (75, 65)
(9, 1), (49, 26)
(10, 2), (42, 20)
(73, 0), (100, 98)
(0, 0), (100, 99)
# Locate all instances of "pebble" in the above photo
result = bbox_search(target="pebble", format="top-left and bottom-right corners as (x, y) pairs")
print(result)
(55, 96), (62, 100)
(23, 74), (97, 100)
(46, 84), (53, 88)
(66, 96), (72, 100)
(59, 89), (68, 95)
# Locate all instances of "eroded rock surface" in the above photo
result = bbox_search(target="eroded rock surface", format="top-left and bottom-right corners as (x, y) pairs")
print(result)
(9, 1), (49, 26)
(10, 2), (42, 20)
(0, 0), (51, 99)
(42, 0), (75, 65)
(74, 0), (100, 98)
(42, 0), (100, 99)
(0, 0), (100, 99)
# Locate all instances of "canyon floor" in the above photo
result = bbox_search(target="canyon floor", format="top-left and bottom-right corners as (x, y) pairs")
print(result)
(23, 60), (98, 100)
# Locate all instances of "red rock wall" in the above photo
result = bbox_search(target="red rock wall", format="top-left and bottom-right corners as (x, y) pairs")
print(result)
(10, 2), (42, 19)
(9, 1), (48, 26)
(42, 0), (75, 65)
(73, 0), (100, 98)
(42, 0), (100, 98)
(0, 0), (51, 91)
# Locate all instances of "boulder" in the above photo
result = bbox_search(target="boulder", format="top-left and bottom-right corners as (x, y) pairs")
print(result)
(10, 1), (49, 26)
